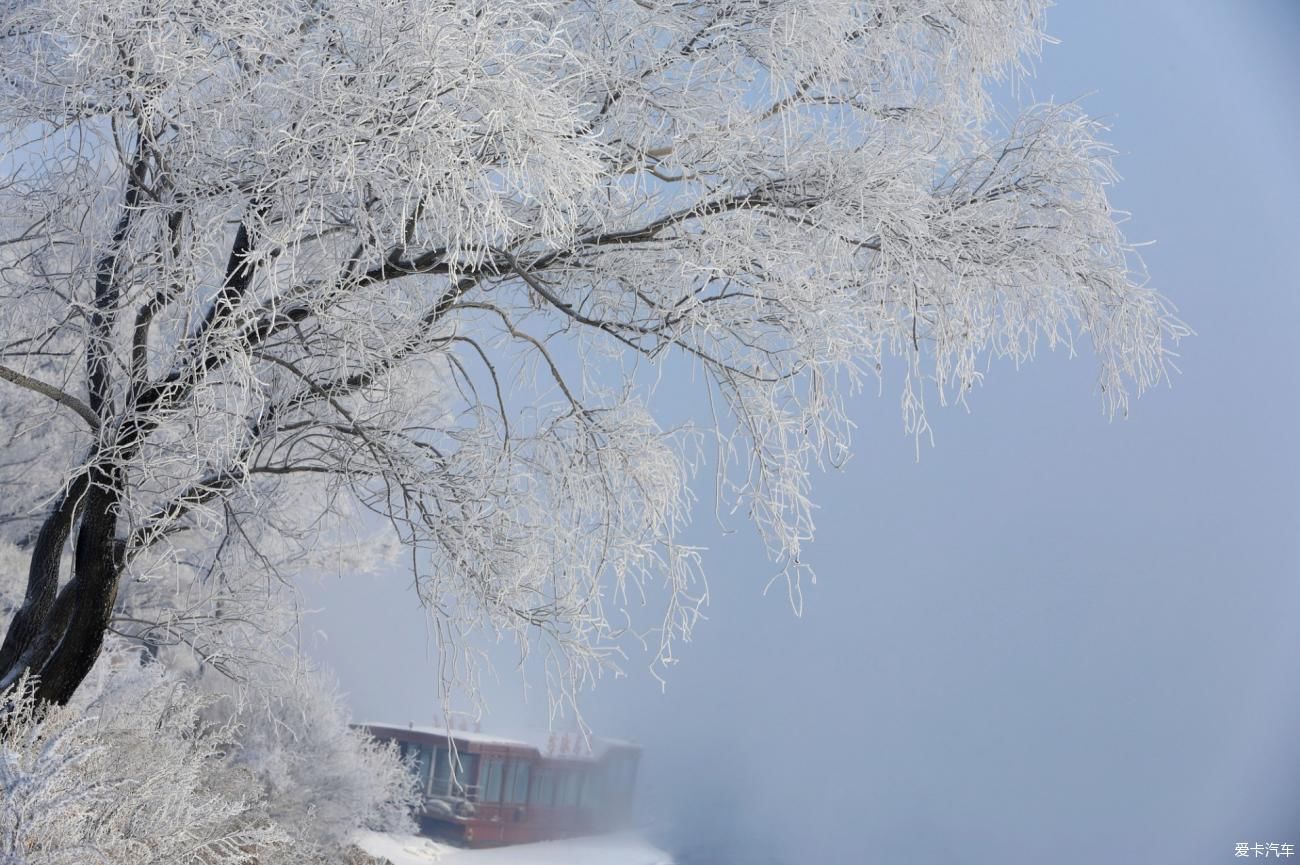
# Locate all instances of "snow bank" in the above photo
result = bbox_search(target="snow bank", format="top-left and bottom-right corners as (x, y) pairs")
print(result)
(352, 831), (456, 864)
(352, 831), (673, 865)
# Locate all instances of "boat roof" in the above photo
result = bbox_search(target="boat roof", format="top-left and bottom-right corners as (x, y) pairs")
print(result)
(360, 722), (639, 761)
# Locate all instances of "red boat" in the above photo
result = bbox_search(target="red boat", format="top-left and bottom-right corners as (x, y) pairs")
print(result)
(361, 722), (640, 848)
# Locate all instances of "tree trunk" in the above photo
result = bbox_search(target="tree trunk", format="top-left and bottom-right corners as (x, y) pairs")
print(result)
(0, 469), (122, 705)
(0, 158), (145, 706)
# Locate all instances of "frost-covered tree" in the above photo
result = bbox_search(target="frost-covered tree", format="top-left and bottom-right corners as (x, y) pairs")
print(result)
(0, 0), (1185, 708)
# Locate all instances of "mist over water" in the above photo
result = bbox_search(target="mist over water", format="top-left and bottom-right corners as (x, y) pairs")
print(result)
(640, 737), (788, 865)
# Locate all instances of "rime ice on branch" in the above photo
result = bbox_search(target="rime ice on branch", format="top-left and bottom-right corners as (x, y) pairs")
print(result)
(0, 0), (1186, 705)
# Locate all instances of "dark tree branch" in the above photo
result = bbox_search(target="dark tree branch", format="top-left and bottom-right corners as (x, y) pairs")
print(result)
(87, 156), (147, 418)
(0, 365), (100, 430)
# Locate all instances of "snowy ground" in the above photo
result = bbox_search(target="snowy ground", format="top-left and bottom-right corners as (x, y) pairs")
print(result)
(352, 831), (673, 865)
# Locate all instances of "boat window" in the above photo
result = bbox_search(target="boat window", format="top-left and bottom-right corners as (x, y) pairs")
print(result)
(551, 769), (570, 807)
(411, 745), (432, 795)
(431, 747), (452, 796)
(507, 761), (531, 804)
(560, 770), (580, 807)
(481, 758), (504, 803)
(453, 752), (479, 796)
(579, 765), (605, 808)
(532, 768), (555, 806)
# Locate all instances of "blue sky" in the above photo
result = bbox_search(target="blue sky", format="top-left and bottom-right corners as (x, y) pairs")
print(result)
(302, 4), (1300, 862)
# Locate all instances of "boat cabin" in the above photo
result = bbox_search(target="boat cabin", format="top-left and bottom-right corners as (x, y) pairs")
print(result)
(361, 722), (640, 847)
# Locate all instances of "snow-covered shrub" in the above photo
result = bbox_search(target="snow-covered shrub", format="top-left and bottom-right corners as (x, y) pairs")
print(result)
(203, 665), (419, 853)
(0, 540), (415, 863)
(0, 663), (288, 865)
